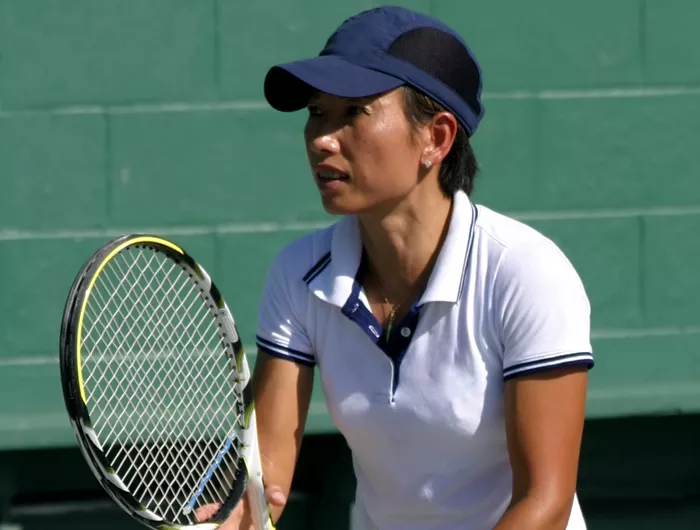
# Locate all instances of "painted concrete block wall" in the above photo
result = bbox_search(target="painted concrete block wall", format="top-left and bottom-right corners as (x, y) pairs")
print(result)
(0, 1), (699, 449)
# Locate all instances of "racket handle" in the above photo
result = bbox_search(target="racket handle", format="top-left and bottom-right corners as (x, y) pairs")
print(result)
(244, 407), (276, 530)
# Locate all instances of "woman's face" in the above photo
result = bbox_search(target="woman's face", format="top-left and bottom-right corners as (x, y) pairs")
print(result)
(303, 88), (427, 216)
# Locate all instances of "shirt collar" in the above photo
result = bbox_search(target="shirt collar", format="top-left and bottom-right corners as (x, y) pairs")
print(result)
(307, 190), (477, 308)
(418, 190), (477, 305)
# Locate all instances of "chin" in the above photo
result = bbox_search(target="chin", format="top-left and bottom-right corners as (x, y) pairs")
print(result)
(320, 200), (356, 216)
(321, 196), (361, 215)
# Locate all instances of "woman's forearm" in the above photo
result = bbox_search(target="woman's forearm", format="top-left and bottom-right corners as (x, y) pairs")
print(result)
(493, 494), (572, 530)
(252, 352), (315, 522)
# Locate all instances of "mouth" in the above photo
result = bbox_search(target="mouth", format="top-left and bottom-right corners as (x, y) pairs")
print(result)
(315, 169), (350, 183)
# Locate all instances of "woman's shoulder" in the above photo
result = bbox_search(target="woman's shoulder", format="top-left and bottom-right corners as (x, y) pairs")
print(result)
(265, 221), (337, 286)
(473, 204), (584, 288)
(474, 204), (554, 251)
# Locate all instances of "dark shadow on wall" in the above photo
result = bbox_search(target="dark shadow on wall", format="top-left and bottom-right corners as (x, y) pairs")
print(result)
(1, 414), (699, 529)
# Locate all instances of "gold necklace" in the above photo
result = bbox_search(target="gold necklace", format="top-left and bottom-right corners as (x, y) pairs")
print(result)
(366, 257), (414, 340)
(376, 283), (401, 340)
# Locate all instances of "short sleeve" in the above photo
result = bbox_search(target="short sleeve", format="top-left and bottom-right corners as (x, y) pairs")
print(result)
(255, 249), (316, 367)
(494, 237), (594, 381)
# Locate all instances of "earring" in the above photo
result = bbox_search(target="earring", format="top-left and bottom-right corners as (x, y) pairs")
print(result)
(423, 159), (432, 169)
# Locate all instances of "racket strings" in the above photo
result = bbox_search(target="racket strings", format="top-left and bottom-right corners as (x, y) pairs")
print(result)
(80, 246), (245, 523)
(87, 250), (242, 516)
(86, 250), (219, 432)
(85, 250), (169, 364)
(90, 274), (239, 503)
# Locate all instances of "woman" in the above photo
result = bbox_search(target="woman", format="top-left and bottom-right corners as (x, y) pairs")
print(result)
(214, 5), (593, 530)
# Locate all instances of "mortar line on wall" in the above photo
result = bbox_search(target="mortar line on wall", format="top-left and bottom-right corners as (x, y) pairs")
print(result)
(108, 100), (271, 113)
(103, 112), (113, 223)
(0, 221), (332, 241)
(0, 52), (4, 111)
(2, 85), (700, 118)
(211, 230), (222, 290)
(588, 383), (700, 400)
(638, 216), (647, 327)
(532, 96), (543, 204)
(0, 105), (104, 117)
(2, 206), (700, 242)
(5, 326), (700, 368)
(509, 205), (700, 221)
(639, 0), (648, 82)
(484, 85), (700, 101)
(0, 101), (270, 118)
(0, 345), (259, 366)
(213, 0), (222, 98)
(590, 326), (700, 340)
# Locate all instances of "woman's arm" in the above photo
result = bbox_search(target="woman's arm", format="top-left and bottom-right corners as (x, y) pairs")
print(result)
(494, 365), (588, 530)
(253, 350), (315, 523)
(205, 351), (314, 530)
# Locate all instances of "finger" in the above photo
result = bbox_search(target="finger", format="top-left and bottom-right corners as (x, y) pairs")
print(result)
(264, 486), (287, 507)
(194, 503), (221, 522)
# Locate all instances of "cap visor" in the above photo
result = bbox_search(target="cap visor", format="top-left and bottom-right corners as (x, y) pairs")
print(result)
(264, 55), (404, 112)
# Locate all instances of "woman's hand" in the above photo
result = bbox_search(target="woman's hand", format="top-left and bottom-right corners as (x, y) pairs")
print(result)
(195, 350), (314, 529)
(195, 485), (287, 529)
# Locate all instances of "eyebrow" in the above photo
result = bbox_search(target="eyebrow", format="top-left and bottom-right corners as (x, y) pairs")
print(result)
(347, 97), (373, 105)
(307, 93), (373, 106)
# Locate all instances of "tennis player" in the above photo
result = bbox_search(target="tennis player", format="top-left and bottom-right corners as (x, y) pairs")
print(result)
(217, 5), (594, 530)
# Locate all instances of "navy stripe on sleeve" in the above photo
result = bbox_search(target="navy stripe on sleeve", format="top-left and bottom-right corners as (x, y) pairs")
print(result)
(256, 336), (316, 367)
(503, 352), (593, 381)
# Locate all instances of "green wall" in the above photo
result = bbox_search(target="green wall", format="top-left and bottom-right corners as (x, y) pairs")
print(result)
(1, 1), (699, 528)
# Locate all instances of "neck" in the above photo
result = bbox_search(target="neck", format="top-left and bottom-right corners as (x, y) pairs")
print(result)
(358, 186), (453, 298)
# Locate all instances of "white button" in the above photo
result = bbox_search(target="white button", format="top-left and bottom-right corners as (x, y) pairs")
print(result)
(400, 327), (411, 338)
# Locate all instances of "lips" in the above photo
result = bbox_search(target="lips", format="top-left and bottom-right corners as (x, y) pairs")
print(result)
(316, 170), (349, 181)
(314, 164), (349, 183)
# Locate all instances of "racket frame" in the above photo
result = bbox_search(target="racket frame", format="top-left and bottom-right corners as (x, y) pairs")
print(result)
(59, 234), (275, 530)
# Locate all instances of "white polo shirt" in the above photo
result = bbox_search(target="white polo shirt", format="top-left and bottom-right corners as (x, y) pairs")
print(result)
(256, 190), (594, 530)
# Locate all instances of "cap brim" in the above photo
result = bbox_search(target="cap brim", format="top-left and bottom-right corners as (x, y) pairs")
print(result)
(264, 55), (405, 112)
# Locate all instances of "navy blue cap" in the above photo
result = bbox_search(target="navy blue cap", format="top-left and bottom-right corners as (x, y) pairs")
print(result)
(264, 6), (485, 136)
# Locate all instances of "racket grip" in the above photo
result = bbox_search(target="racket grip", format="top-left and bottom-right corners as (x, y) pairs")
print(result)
(244, 407), (276, 530)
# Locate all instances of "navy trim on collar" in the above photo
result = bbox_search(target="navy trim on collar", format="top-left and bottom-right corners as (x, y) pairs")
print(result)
(456, 202), (478, 302)
(417, 192), (477, 305)
(305, 190), (478, 308)
(303, 251), (331, 285)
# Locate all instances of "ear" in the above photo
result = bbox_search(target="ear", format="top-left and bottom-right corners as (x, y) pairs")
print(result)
(422, 112), (459, 168)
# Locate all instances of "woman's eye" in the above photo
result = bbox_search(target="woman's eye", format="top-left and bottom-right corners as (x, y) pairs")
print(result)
(306, 104), (364, 118)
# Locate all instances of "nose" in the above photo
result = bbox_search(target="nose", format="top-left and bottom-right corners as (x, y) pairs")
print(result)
(308, 133), (340, 156)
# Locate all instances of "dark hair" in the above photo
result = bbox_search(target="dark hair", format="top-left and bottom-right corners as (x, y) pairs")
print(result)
(401, 86), (479, 197)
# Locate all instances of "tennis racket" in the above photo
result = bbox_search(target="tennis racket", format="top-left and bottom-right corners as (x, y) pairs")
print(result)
(59, 234), (275, 530)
